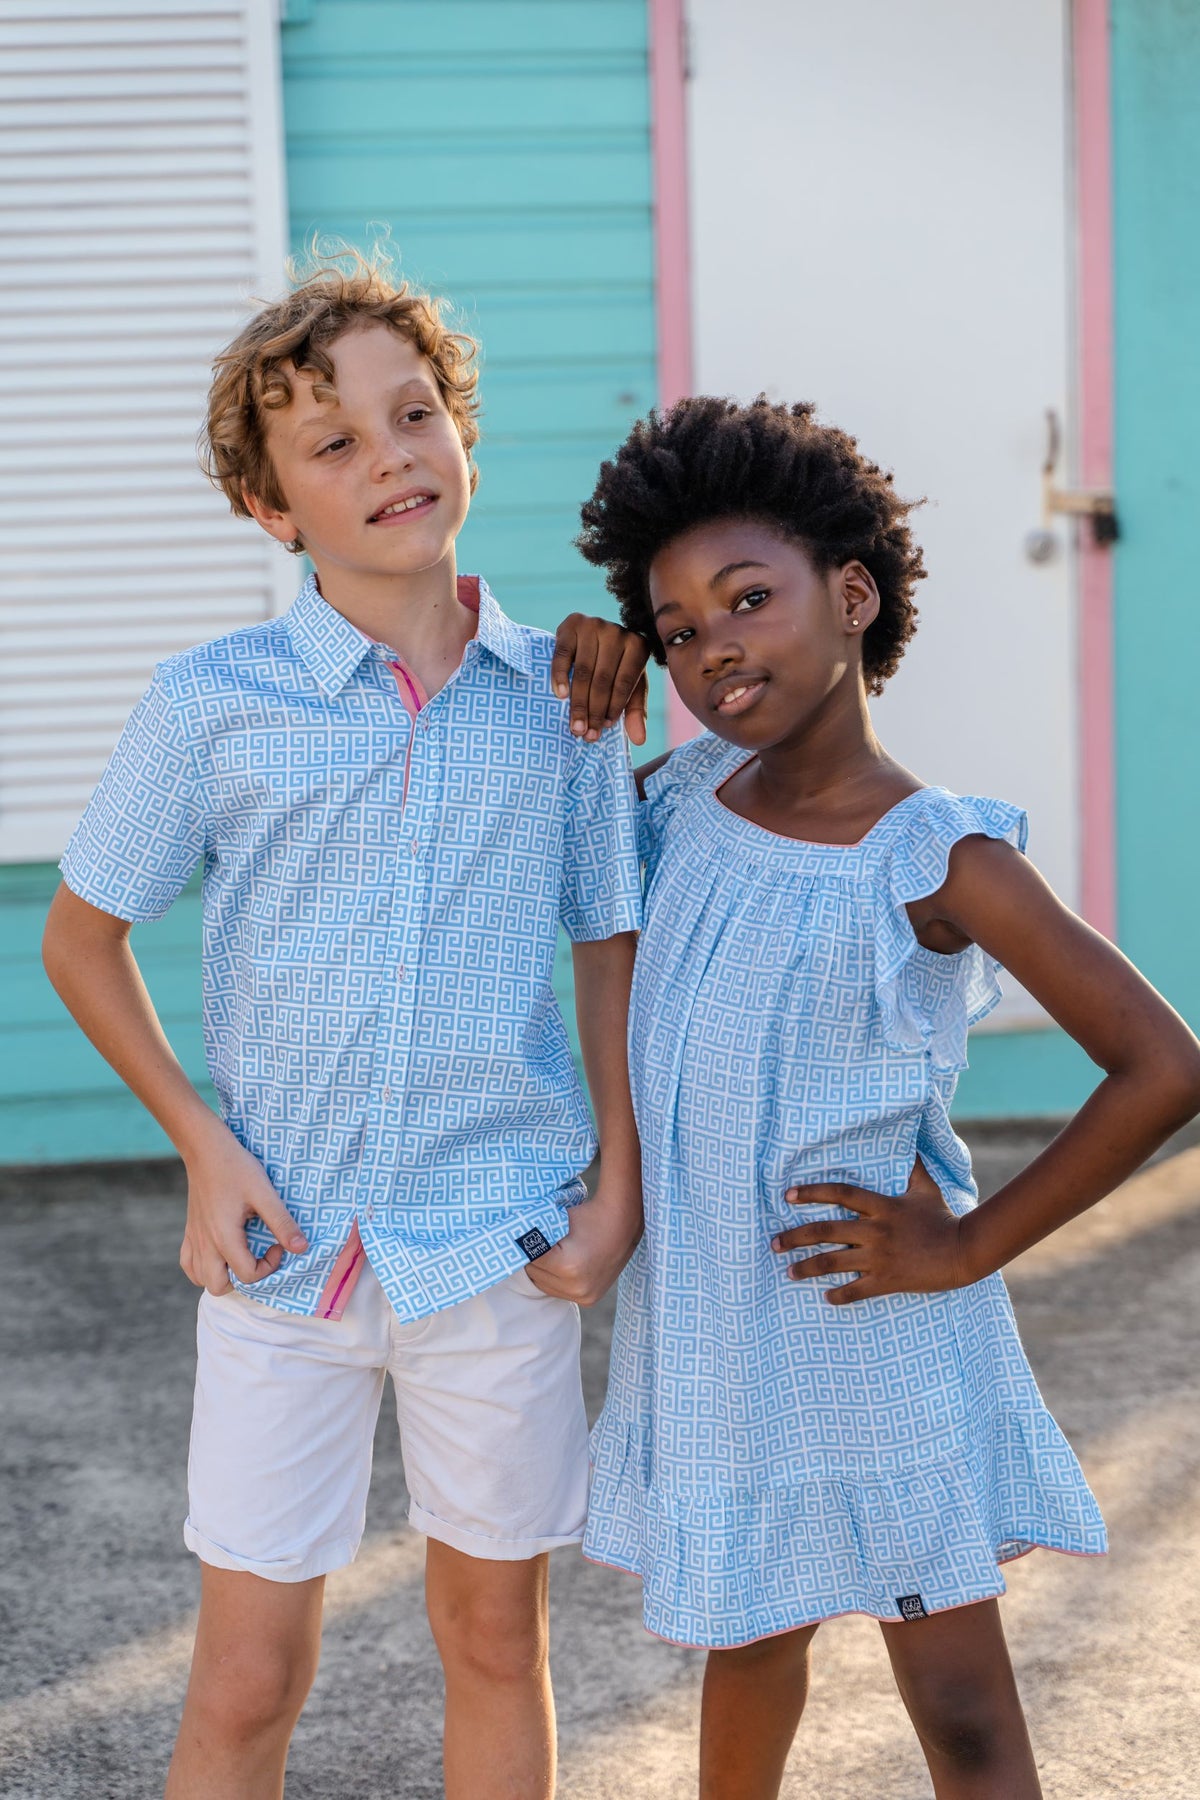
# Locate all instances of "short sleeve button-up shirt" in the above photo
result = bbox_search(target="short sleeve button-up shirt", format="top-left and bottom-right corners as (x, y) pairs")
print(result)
(60, 574), (642, 1321)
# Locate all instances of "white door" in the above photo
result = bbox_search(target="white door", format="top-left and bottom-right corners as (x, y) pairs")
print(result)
(685, 0), (1076, 1026)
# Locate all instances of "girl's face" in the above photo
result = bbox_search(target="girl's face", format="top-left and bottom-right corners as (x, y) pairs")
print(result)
(648, 519), (877, 751)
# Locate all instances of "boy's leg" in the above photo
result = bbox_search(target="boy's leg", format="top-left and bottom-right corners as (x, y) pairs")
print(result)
(698, 1625), (819, 1800)
(425, 1541), (554, 1800)
(165, 1567), (324, 1800)
(174, 1273), (390, 1794)
(880, 1597), (1041, 1798)
(390, 1264), (590, 1800)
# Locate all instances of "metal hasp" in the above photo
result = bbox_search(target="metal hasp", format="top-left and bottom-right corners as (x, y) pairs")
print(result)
(1042, 407), (1119, 543)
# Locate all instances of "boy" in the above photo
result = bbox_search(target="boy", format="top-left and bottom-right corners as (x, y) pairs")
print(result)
(42, 257), (646, 1799)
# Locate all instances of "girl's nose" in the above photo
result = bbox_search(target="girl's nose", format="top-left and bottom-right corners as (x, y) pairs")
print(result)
(699, 636), (743, 679)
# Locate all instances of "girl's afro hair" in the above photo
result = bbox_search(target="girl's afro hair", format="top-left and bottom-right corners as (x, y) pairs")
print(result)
(576, 395), (925, 693)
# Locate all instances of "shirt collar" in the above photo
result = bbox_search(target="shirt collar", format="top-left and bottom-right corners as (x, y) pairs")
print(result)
(283, 573), (532, 696)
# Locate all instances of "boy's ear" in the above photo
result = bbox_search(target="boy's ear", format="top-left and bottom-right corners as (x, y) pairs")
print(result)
(839, 561), (881, 635)
(242, 485), (298, 548)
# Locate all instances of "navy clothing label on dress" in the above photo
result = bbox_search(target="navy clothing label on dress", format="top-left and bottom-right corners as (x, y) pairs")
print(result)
(516, 1227), (552, 1262)
(896, 1593), (928, 1621)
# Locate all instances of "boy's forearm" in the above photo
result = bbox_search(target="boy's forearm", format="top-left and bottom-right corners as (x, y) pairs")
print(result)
(571, 932), (641, 1197)
(43, 884), (221, 1163)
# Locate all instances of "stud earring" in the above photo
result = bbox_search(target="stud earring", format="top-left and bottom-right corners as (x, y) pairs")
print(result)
(850, 616), (860, 627)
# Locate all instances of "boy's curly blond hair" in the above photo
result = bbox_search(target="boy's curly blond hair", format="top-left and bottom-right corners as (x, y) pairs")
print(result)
(201, 248), (480, 546)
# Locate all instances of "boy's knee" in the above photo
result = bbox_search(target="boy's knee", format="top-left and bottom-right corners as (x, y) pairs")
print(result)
(189, 1635), (319, 1742)
(428, 1580), (548, 1687)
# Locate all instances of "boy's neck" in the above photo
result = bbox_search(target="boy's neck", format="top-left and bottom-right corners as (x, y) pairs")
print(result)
(310, 555), (478, 699)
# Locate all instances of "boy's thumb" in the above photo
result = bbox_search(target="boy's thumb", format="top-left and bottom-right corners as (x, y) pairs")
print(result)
(262, 1199), (309, 1255)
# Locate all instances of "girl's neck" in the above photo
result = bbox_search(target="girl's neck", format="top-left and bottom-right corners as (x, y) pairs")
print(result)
(721, 684), (920, 843)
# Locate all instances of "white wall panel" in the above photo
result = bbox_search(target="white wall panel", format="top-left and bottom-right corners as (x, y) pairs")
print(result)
(0, 0), (292, 863)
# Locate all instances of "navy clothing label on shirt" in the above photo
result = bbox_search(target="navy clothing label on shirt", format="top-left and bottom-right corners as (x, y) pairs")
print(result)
(516, 1227), (553, 1262)
(896, 1593), (928, 1621)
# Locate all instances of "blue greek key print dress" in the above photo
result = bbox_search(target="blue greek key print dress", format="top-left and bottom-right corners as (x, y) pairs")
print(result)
(584, 733), (1106, 1648)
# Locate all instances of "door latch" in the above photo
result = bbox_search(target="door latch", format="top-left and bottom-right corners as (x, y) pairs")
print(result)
(1042, 408), (1119, 544)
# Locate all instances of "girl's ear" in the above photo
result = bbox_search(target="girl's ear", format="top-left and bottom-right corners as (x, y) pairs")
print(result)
(838, 561), (881, 637)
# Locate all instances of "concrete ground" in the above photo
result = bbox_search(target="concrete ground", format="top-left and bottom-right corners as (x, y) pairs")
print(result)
(1, 1122), (1198, 1799)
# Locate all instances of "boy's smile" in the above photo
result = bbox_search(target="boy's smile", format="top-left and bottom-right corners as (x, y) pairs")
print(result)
(246, 322), (472, 607)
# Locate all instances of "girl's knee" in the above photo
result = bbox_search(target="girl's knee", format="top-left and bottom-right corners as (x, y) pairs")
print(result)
(906, 1673), (1014, 1773)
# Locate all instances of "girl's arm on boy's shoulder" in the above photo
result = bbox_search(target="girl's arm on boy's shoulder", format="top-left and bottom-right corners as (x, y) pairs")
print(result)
(42, 884), (308, 1293)
(778, 834), (1200, 1303)
(550, 613), (651, 745)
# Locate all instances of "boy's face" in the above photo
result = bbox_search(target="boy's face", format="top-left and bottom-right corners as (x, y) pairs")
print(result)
(246, 322), (472, 589)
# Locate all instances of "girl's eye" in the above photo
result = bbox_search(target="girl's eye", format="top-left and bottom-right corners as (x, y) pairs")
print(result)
(663, 627), (694, 649)
(733, 587), (770, 613)
(317, 437), (350, 456)
(402, 407), (431, 424)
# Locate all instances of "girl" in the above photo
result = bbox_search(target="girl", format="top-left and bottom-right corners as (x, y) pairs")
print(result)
(574, 397), (1200, 1799)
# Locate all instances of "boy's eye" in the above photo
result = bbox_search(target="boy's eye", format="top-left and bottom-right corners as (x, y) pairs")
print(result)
(663, 627), (694, 649)
(733, 587), (770, 612)
(402, 407), (431, 424)
(317, 437), (351, 456)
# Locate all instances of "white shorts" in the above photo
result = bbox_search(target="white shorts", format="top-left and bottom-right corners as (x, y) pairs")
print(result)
(184, 1259), (589, 1582)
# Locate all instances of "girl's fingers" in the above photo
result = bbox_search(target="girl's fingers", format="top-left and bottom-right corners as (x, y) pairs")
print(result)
(788, 1249), (863, 1279)
(825, 1276), (875, 1306)
(551, 615), (584, 700)
(772, 1224), (855, 1251)
(784, 1182), (875, 1211)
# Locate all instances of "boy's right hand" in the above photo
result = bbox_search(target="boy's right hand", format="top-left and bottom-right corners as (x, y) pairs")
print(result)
(179, 1122), (308, 1295)
(551, 614), (651, 744)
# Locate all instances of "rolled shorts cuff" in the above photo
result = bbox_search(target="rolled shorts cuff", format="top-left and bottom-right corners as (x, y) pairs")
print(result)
(408, 1499), (584, 1562)
(183, 1518), (358, 1584)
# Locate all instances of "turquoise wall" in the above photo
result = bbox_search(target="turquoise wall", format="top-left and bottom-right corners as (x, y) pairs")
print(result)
(0, 0), (659, 1165)
(281, 0), (659, 644)
(956, 0), (1200, 1119)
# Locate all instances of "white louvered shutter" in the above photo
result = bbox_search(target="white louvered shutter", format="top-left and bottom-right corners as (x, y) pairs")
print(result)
(0, 0), (292, 862)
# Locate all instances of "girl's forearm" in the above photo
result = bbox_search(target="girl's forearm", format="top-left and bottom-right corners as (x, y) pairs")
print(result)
(960, 1060), (1200, 1279)
(43, 884), (223, 1164)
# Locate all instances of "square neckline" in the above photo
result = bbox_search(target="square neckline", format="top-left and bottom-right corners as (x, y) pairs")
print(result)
(710, 758), (931, 849)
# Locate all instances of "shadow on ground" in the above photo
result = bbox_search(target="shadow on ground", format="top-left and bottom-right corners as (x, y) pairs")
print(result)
(1, 1121), (1197, 1798)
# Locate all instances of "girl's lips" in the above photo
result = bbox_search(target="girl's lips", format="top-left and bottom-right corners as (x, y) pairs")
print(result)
(712, 678), (767, 717)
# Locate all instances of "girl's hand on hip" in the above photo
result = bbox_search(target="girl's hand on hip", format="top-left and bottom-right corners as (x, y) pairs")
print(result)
(772, 1158), (971, 1305)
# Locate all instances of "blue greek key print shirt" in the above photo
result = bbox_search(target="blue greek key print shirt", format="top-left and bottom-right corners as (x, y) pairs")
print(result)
(60, 575), (642, 1321)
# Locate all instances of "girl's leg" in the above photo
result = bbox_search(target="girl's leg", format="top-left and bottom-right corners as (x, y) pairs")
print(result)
(880, 1598), (1041, 1799)
(699, 1624), (820, 1800)
(165, 1566), (325, 1800)
(425, 1540), (556, 1800)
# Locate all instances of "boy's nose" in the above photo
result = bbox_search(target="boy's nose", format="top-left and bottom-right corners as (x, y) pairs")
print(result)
(368, 430), (415, 478)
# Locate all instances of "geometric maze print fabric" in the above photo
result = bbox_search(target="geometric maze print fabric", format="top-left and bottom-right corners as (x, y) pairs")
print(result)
(585, 737), (1105, 1645)
(61, 576), (641, 1322)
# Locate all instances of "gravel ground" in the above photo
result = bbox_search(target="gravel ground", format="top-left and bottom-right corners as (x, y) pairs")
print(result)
(0, 1120), (1197, 1799)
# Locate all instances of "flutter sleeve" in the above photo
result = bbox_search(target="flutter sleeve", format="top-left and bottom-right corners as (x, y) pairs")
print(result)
(872, 790), (1029, 1072)
(637, 732), (732, 888)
